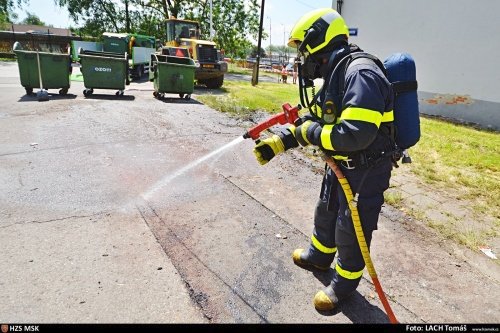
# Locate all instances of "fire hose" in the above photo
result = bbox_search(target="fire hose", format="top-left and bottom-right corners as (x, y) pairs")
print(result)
(243, 103), (398, 323)
(322, 155), (398, 323)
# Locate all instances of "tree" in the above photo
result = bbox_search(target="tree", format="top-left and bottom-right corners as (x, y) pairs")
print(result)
(250, 44), (266, 58)
(0, 0), (28, 23)
(135, 0), (182, 19)
(21, 12), (44, 26)
(56, 0), (261, 58)
(56, 0), (128, 35)
(135, 0), (262, 57)
(182, 0), (261, 58)
(0, 11), (8, 29)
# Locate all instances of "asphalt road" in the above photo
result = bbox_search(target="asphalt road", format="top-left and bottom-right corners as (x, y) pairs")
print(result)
(1, 62), (498, 323)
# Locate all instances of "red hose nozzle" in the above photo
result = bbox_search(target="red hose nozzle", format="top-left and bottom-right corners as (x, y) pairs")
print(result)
(242, 103), (301, 140)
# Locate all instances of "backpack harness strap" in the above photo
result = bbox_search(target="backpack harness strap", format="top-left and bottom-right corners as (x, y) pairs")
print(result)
(321, 52), (399, 170)
(392, 80), (418, 94)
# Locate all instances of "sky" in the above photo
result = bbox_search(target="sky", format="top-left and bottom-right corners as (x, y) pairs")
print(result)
(14, 0), (74, 29)
(14, 0), (335, 47)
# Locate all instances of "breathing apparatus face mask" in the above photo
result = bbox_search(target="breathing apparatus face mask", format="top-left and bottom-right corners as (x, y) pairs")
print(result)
(295, 53), (321, 124)
(300, 54), (322, 81)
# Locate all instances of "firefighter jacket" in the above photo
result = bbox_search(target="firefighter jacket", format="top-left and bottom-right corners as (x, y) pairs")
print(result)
(280, 49), (395, 158)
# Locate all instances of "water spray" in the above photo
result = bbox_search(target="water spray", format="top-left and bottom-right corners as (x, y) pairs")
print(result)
(139, 103), (301, 202)
(140, 136), (244, 201)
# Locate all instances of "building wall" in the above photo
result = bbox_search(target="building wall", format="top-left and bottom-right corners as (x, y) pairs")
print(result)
(0, 31), (80, 55)
(340, 0), (500, 130)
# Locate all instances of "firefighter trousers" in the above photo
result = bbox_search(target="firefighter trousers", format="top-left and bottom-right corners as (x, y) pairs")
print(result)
(303, 158), (392, 299)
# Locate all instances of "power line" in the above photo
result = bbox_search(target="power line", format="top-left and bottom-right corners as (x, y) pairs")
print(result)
(293, 0), (316, 10)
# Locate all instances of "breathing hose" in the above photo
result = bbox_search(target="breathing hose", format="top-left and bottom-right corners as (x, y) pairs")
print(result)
(322, 154), (398, 324)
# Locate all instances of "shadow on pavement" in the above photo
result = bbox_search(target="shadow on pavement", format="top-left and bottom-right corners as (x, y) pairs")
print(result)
(130, 76), (151, 84)
(294, 263), (334, 287)
(18, 93), (77, 102)
(297, 263), (390, 323)
(84, 94), (135, 101)
(339, 291), (391, 323)
(315, 291), (390, 323)
(156, 96), (202, 105)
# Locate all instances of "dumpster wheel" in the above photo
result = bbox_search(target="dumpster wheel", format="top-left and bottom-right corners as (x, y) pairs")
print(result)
(184, 94), (191, 101)
(115, 90), (124, 96)
(25, 87), (33, 96)
(83, 88), (93, 97)
(59, 88), (68, 96)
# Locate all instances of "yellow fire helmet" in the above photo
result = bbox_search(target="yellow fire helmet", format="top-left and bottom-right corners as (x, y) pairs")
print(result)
(288, 8), (349, 55)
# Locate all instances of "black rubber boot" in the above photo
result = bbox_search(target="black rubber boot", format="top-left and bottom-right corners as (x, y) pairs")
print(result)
(292, 248), (330, 271)
(314, 284), (339, 311)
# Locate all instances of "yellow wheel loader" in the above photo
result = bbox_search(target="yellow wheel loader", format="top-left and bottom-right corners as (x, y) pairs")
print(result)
(164, 18), (227, 89)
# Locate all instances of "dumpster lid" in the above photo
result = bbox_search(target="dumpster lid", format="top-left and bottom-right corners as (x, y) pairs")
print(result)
(102, 32), (128, 39)
(80, 49), (126, 58)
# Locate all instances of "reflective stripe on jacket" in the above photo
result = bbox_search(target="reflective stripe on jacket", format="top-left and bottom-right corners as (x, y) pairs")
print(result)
(320, 59), (394, 152)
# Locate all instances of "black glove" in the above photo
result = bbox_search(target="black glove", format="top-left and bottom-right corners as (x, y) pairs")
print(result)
(294, 120), (322, 147)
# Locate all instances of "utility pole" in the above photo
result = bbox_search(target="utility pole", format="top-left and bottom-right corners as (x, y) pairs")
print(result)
(281, 24), (284, 64)
(209, 0), (214, 40)
(252, 0), (265, 86)
(282, 24), (287, 63)
(125, 0), (130, 33)
(335, 0), (343, 14)
(267, 16), (271, 62)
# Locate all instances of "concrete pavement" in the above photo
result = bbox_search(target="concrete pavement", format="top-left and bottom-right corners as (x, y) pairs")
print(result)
(0, 61), (205, 323)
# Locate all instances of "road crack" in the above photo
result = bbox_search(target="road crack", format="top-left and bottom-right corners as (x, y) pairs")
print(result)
(0, 211), (109, 229)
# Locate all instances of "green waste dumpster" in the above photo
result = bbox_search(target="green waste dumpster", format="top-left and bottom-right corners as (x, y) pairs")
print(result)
(150, 53), (195, 100)
(14, 46), (71, 96)
(79, 50), (129, 96)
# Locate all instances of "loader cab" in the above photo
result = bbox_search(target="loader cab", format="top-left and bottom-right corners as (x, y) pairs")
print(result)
(165, 19), (200, 43)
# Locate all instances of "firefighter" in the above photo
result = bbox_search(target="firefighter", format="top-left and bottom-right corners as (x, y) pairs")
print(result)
(253, 8), (395, 311)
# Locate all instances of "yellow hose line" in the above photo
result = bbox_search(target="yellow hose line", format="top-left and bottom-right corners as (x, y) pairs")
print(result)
(338, 177), (377, 277)
(324, 155), (398, 323)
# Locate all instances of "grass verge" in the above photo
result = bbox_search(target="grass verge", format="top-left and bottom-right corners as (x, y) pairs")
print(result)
(410, 117), (499, 220)
(197, 80), (301, 116)
(408, 117), (499, 250)
(198, 79), (500, 252)
(227, 63), (251, 75)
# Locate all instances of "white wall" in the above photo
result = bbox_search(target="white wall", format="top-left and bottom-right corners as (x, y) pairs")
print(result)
(341, 0), (500, 103)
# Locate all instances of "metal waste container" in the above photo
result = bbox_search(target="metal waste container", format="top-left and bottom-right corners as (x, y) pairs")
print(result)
(150, 53), (195, 100)
(79, 50), (129, 96)
(14, 43), (71, 96)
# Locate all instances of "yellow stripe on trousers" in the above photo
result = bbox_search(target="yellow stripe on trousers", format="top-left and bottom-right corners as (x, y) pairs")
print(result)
(311, 235), (337, 254)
